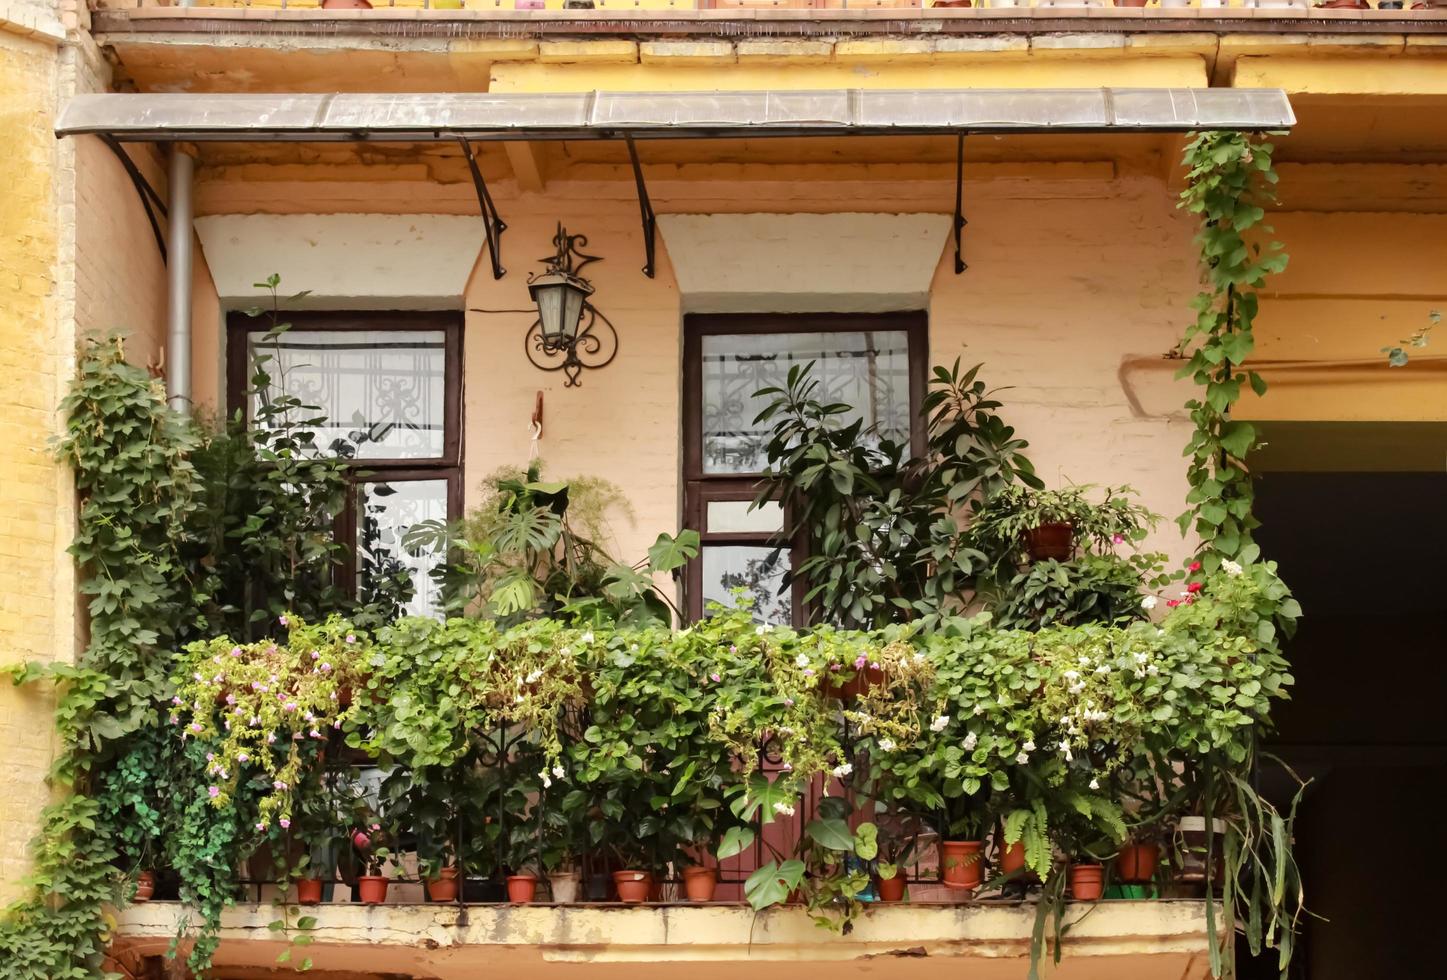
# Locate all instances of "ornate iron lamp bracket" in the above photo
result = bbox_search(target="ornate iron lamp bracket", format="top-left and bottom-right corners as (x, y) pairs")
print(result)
(524, 225), (617, 386)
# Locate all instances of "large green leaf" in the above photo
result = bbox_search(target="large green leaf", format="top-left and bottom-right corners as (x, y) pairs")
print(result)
(716, 826), (755, 861)
(646, 531), (701, 573)
(743, 859), (805, 910)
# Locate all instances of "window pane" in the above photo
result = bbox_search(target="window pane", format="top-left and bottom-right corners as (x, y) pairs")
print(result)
(248, 329), (447, 460)
(706, 499), (784, 534)
(702, 545), (791, 625)
(357, 479), (449, 619)
(701, 330), (910, 475)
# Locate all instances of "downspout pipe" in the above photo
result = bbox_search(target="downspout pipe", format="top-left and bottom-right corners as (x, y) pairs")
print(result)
(166, 147), (194, 413)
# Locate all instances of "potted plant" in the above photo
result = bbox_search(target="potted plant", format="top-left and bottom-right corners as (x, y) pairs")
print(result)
(971, 484), (1157, 565)
(871, 809), (929, 902)
(352, 827), (392, 905)
(1115, 834), (1161, 884)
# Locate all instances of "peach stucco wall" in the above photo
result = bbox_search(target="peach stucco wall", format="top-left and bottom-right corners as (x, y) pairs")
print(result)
(448, 172), (1201, 571)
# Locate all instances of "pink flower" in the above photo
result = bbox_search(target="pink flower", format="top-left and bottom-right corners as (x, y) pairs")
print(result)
(1113, 533), (1125, 544)
(803, 669), (815, 677)
(320, 663), (331, 673)
(279, 615), (289, 626)
(710, 673), (722, 683)
(784, 698), (795, 706)
(853, 656), (868, 669)
(1186, 581), (1203, 594)
(273, 780), (287, 790)
(238, 752), (249, 763)
(225, 694), (236, 705)
(829, 663), (841, 672)
(171, 696), (183, 706)
(206, 753), (215, 762)
(169, 714), (179, 725)
(352, 831), (371, 850)
(283, 702), (297, 713)
(310, 651), (320, 660)
(208, 786), (220, 798)
(1188, 561), (1202, 573)
(189, 722), (203, 733)
(280, 818), (291, 829)
(256, 822), (267, 832)
(230, 647), (242, 658)
(345, 634), (356, 644)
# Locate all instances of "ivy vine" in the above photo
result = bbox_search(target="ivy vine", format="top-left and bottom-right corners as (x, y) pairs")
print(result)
(1176, 131), (1288, 570)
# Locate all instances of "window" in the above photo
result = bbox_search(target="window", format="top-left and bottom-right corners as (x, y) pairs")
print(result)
(682, 313), (926, 626)
(227, 311), (462, 618)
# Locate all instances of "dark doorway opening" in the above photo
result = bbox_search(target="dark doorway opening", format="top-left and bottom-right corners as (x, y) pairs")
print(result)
(1241, 470), (1447, 979)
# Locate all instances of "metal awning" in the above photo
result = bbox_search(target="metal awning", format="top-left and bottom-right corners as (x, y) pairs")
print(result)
(55, 88), (1293, 143)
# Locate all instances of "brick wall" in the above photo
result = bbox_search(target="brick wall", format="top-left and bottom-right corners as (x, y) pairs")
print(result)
(0, 27), (66, 904)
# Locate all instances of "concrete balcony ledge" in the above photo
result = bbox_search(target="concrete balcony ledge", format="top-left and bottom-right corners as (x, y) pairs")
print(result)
(110, 899), (1218, 979)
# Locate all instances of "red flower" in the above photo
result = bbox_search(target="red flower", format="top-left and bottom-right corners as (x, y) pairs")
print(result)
(1166, 599), (1181, 608)
(1188, 561), (1202, 573)
(1186, 581), (1203, 594)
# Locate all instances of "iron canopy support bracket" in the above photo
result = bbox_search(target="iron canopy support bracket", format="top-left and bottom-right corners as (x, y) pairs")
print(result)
(458, 138), (507, 280)
(99, 134), (168, 265)
(626, 136), (657, 279)
(954, 132), (968, 275)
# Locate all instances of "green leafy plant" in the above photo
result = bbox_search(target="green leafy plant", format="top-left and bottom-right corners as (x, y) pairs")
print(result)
(970, 483), (1159, 563)
(406, 464), (697, 626)
(991, 552), (1165, 630)
(1382, 309), (1438, 366)
(754, 359), (1040, 628)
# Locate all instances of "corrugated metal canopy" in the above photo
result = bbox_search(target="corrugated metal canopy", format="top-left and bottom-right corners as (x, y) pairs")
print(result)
(56, 88), (1293, 142)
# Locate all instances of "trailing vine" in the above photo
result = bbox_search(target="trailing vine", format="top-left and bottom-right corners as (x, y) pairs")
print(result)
(1176, 131), (1288, 570)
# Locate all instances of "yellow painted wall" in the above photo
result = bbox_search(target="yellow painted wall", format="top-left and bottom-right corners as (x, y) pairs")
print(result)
(0, 28), (69, 904)
(1243, 212), (1447, 422)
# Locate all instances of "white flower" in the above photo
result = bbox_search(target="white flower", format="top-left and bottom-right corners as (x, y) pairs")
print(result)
(756, 624), (774, 635)
(1141, 595), (1159, 611)
(1094, 664), (1111, 676)
(930, 715), (950, 733)
(580, 631), (595, 644)
(831, 763), (853, 779)
(1089, 778), (1100, 790)
(525, 669), (543, 684)
(772, 801), (796, 817)
(1133, 652), (1150, 665)
(878, 738), (897, 753)
(1146, 664), (1159, 676)
(1063, 670), (1080, 681)
(962, 732), (978, 752)
(1069, 681), (1086, 695)
(1222, 559), (1243, 577)
(1015, 751), (1031, 765)
(1059, 739), (1073, 762)
(795, 654), (810, 669)
(552, 765), (565, 779)
(539, 770), (552, 789)
(1021, 740), (1035, 753)
(912, 652), (925, 664)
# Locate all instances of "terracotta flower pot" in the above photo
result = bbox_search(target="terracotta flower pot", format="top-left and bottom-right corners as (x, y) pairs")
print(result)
(1177, 817), (1227, 884)
(1068, 863), (1105, 901)
(322, 0), (372, 8)
(613, 870), (651, 903)
(428, 866), (460, 902)
(829, 663), (886, 701)
(356, 875), (389, 905)
(549, 870), (581, 904)
(1116, 842), (1159, 883)
(939, 840), (985, 890)
(507, 874), (538, 904)
(133, 870), (155, 903)
(1024, 522), (1075, 562)
(876, 873), (906, 902)
(296, 877), (324, 905)
(998, 839), (1038, 881)
(682, 866), (717, 902)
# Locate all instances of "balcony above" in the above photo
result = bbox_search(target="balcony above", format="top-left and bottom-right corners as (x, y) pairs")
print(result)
(108, 899), (1219, 980)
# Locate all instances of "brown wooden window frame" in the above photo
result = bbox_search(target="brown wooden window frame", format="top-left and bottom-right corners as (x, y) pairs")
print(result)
(225, 310), (465, 609)
(682, 312), (928, 626)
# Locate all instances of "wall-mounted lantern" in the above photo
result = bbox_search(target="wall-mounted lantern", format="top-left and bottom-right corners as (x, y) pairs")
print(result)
(525, 224), (618, 387)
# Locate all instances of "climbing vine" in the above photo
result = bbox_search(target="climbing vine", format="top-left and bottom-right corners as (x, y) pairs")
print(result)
(1176, 131), (1287, 571)
(0, 335), (204, 978)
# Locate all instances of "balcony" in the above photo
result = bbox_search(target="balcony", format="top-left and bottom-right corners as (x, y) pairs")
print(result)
(108, 900), (1220, 978)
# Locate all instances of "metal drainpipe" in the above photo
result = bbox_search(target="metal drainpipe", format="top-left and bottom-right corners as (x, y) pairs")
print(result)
(166, 147), (195, 413)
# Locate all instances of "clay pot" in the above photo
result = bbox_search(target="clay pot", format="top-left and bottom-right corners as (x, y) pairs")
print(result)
(682, 866), (717, 902)
(356, 875), (389, 905)
(427, 866), (460, 902)
(549, 870), (581, 904)
(322, 0), (373, 8)
(507, 874), (538, 904)
(613, 870), (651, 903)
(296, 877), (324, 905)
(998, 840), (1039, 881)
(133, 870), (155, 903)
(1115, 0), (1149, 5)
(1177, 817), (1227, 885)
(1116, 842), (1159, 883)
(1024, 522), (1075, 561)
(1068, 863), (1105, 901)
(939, 840), (985, 890)
(1316, 0), (1368, 6)
(876, 873), (906, 902)
(830, 664), (886, 701)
